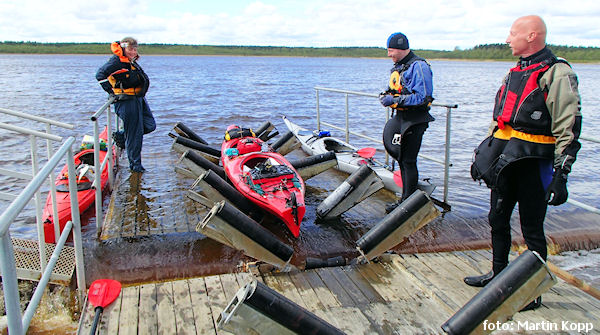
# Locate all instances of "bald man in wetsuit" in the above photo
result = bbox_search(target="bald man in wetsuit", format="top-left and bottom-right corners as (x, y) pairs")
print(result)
(466, 15), (582, 311)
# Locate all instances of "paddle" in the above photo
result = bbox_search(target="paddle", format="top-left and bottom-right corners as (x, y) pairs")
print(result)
(356, 147), (376, 159)
(88, 279), (122, 335)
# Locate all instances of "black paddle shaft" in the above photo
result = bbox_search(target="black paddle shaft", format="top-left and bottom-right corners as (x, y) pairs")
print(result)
(90, 306), (103, 335)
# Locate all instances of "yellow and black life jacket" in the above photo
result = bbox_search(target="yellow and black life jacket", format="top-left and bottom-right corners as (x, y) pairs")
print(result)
(106, 42), (149, 97)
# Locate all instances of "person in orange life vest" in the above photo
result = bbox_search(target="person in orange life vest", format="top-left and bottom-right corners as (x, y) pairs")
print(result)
(96, 37), (156, 173)
(466, 15), (582, 311)
(379, 32), (434, 213)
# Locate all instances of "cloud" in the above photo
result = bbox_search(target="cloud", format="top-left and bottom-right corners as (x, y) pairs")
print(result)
(1, 0), (599, 50)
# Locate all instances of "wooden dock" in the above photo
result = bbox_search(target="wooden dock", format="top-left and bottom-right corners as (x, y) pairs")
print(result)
(77, 249), (600, 334)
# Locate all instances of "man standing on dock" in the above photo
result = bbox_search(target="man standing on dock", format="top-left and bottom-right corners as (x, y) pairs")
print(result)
(466, 15), (582, 311)
(96, 37), (156, 173)
(379, 32), (435, 212)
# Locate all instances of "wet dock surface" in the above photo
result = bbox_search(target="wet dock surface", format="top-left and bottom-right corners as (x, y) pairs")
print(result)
(85, 143), (600, 286)
(78, 250), (600, 334)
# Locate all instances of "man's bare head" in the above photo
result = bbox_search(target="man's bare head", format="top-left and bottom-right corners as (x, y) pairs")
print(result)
(506, 15), (547, 57)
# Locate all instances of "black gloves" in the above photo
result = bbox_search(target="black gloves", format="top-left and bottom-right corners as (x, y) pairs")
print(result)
(546, 169), (568, 206)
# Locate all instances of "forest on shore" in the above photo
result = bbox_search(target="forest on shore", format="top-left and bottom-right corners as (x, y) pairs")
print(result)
(1, 41), (600, 62)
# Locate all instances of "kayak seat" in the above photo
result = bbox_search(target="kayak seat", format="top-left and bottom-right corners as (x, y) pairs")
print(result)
(250, 164), (295, 183)
(79, 152), (95, 165)
(56, 181), (93, 192)
(323, 139), (350, 153)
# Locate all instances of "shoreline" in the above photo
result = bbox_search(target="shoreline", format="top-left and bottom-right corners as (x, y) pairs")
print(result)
(1, 53), (598, 64)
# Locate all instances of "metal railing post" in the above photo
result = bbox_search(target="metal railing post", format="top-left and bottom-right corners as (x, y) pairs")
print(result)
(443, 107), (452, 203)
(45, 123), (61, 245)
(316, 89), (321, 131)
(30, 135), (47, 272)
(66, 147), (86, 301)
(345, 94), (350, 143)
(107, 104), (115, 187)
(93, 120), (102, 231)
(0, 233), (25, 335)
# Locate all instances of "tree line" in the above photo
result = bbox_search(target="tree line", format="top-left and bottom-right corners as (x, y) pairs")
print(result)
(1, 41), (599, 62)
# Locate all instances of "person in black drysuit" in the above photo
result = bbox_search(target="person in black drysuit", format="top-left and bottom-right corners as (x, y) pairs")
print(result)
(96, 37), (156, 173)
(466, 15), (582, 311)
(379, 32), (434, 212)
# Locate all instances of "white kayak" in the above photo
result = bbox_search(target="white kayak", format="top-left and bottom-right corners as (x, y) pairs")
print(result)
(283, 116), (436, 195)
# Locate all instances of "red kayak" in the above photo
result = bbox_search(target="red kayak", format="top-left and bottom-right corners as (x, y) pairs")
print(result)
(221, 125), (306, 237)
(42, 127), (114, 243)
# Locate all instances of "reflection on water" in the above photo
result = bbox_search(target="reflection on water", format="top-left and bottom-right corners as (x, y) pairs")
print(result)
(1, 55), (599, 288)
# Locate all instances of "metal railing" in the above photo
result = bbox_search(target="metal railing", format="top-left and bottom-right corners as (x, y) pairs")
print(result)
(314, 87), (457, 203)
(0, 108), (86, 334)
(90, 95), (119, 232)
(568, 134), (600, 214)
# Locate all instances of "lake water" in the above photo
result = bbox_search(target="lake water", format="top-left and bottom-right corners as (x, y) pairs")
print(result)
(0, 54), (599, 286)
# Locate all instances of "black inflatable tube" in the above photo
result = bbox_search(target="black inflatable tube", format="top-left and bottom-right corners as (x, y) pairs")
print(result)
(216, 202), (293, 263)
(202, 170), (256, 215)
(356, 190), (429, 254)
(254, 121), (279, 141)
(304, 256), (346, 270)
(441, 250), (544, 335)
(245, 281), (345, 335)
(344, 164), (373, 189)
(289, 151), (336, 170)
(174, 122), (208, 144)
(270, 131), (295, 151)
(184, 150), (225, 179)
(175, 135), (221, 157)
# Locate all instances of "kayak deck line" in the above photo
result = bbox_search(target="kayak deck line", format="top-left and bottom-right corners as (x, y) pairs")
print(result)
(76, 250), (600, 334)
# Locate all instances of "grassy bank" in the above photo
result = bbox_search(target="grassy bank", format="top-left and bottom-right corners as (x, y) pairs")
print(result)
(1, 42), (600, 62)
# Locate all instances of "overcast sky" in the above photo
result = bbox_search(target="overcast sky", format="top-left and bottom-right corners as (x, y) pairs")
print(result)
(2, 0), (599, 51)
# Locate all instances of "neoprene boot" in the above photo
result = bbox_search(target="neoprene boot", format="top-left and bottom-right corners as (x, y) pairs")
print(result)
(463, 270), (494, 287)
(520, 296), (542, 312)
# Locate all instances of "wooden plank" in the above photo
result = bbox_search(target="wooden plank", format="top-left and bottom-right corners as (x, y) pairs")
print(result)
(319, 306), (376, 335)
(188, 277), (216, 335)
(78, 297), (96, 334)
(354, 262), (400, 302)
(138, 284), (158, 335)
(421, 252), (481, 299)
(361, 301), (437, 334)
(375, 258), (454, 326)
(287, 271), (326, 311)
(99, 289), (122, 334)
(204, 274), (229, 332)
(234, 271), (257, 287)
(118, 286), (140, 335)
(451, 250), (489, 274)
(341, 265), (386, 304)
(545, 284), (600, 319)
(315, 267), (355, 307)
(156, 281), (177, 335)
(172, 279), (197, 335)
(219, 273), (242, 301)
(392, 254), (465, 311)
(267, 273), (309, 309)
(327, 266), (370, 306)
(303, 269), (341, 308)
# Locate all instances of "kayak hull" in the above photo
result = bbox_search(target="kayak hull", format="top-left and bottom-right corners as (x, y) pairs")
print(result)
(221, 127), (305, 237)
(42, 127), (114, 243)
(283, 116), (404, 194)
